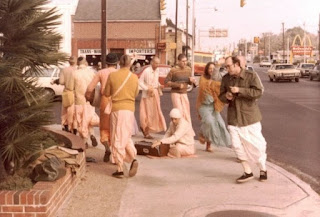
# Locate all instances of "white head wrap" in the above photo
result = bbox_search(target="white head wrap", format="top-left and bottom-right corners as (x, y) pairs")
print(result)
(169, 108), (182, 119)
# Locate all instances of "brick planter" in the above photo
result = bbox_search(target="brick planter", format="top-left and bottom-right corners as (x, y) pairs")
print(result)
(0, 128), (86, 217)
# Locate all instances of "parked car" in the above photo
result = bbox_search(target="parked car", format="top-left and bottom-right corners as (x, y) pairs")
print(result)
(33, 66), (64, 97)
(246, 65), (254, 72)
(296, 63), (315, 77)
(267, 64), (300, 82)
(259, 60), (272, 67)
(309, 65), (320, 81)
(135, 64), (194, 92)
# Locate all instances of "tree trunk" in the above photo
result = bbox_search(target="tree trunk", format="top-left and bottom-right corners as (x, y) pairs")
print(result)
(0, 155), (8, 182)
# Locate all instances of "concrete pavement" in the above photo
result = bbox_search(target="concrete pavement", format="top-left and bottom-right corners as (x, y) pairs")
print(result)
(56, 126), (320, 217)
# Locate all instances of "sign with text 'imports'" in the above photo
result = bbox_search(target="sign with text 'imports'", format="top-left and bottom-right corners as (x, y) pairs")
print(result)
(126, 49), (156, 55)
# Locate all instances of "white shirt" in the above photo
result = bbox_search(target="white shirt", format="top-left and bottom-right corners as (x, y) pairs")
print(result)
(74, 65), (95, 105)
(138, 66), (160, 98)
(161, 118), (195, 146)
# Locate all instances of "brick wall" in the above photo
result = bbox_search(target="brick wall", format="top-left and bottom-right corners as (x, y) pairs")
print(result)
(0, 152), (86, 217)
(74, 22), (159, 39)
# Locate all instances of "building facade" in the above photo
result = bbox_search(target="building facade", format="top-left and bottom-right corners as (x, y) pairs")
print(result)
(72, 0), (166, 67)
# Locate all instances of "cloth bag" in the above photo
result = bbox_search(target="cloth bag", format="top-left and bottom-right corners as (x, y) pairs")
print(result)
(30, 154), (66, 182)
(62, 91), (74, 107)
(104, 72), (132, 115)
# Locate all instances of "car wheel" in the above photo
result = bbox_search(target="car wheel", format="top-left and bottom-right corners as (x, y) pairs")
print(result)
(269, 76), (273, 82)
(187, 84), (193, 92)
(43, 88), (55, 99)
(310, 76), (313, 81)
(295, 78), (299, 82)
(274, 76), (278, 82)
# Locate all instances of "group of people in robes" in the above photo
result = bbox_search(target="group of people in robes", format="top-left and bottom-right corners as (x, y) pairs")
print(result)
(58, 52), (268, 183)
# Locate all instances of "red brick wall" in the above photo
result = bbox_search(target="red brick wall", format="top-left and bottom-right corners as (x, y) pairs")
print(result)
(0, 152), (86, 217)
(74, 22), (159, 39)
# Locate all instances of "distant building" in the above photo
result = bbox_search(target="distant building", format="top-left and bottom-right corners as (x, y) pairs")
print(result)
(165, 19), (192, 66)
(47, 0), (79, 56)
(72, 0), (166, 67)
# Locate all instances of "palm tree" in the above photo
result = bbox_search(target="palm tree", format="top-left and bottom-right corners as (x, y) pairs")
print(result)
(0, 0), (67, 181)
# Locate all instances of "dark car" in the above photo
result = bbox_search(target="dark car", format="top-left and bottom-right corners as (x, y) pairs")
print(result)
(309, 65), (320, 81)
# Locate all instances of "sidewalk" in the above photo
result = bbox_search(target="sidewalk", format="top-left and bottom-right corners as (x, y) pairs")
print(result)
(56, 126), (320, 217)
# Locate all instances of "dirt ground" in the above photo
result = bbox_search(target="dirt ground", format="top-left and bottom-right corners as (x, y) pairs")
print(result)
(57, 147), (128, 217)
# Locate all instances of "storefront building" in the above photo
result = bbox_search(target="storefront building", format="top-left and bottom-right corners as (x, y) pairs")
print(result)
(72, 0), (166, 67)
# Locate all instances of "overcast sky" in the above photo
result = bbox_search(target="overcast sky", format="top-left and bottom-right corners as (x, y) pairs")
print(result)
(166, 0), (320, 51)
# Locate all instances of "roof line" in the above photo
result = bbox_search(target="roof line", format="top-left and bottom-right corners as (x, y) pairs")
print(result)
(74, 20), (161, 23)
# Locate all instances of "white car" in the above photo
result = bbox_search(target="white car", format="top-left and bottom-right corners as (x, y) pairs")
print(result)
(296, 63), (315, 77)
(268, 64), (300, 82)
(35, 66), (64, 97)
(246, 65), (254, 72)
(259, 60), (272, 67)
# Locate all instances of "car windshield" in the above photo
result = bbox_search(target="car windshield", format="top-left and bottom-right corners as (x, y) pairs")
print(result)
(301, 64), (314, 69)
(275, 65), (295, 70)
(37, 68), (56, 77)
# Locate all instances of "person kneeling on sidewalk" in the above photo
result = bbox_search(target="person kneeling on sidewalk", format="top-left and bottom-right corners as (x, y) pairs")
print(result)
(152, 108), (195, 158)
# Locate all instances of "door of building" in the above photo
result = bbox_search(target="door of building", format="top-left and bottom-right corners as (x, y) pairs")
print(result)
(110, 49), (124, 60)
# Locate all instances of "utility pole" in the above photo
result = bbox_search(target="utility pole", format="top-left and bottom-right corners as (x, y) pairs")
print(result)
(191, 0), (195, 76)
(263, 33), (266, 57)
(268, 34), (271, 61)
(282, 22), (285, 62)
(318, 13), (320, 62)
(186, 0), (189, 60)
(303, 22), (306, 63)
(244, 39), (247, 59)
(101, 0), (107, 69)
(174, 0), (178, 64)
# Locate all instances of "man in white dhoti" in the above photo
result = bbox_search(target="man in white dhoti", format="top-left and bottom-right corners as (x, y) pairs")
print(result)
(73, 57), (99, 147)
(152, 108), (195, 158)
(58, 56), (77, 134)
(139, 57), (167, 139)
(219, 56), (267, 183)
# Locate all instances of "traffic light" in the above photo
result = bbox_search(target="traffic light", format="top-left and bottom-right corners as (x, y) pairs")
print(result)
(240, 0), (246, 7)
(254, 37), (260, 43)
(160, 0), (166, 10)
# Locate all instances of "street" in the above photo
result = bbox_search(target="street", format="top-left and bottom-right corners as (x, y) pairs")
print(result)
(49, 65), (320, 193)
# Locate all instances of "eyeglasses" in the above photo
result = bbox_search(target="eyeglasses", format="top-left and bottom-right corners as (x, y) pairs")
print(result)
(225, 64), (234, 69)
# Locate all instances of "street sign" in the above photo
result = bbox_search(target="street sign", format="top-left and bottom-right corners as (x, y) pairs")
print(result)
(157, 42), (166, 50)
(169, 42), (176, 49)
(209, 29), (228, 37)
(126, 49), (156, 55)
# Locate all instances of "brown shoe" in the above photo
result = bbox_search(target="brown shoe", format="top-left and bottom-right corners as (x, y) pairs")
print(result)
(129, 159), (138, 177)
(90, 135), (98, 147)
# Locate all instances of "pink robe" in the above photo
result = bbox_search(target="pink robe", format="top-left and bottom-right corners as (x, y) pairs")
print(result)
(139, 66), (167, 133)
(86, 67), (117, 144)
(171, 93), (191, 123)
(110, 111), (137, 172)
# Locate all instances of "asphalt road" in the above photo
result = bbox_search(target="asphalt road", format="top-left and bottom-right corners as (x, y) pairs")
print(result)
(50, 65), (320, 192)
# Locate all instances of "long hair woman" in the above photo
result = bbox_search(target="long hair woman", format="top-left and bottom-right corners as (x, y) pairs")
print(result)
(196, 62), (231, 152)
